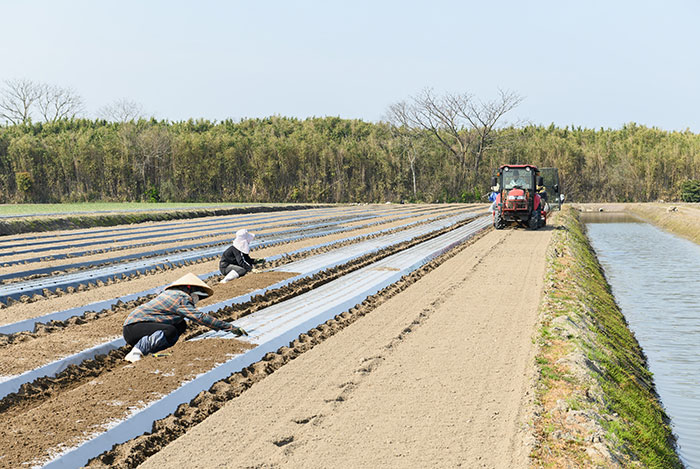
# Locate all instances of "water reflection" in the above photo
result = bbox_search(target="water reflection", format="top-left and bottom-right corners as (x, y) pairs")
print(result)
(586, 221), (700, 468)
(578, 211), (643, 223)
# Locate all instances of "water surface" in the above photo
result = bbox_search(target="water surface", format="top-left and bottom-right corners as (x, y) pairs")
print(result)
(586, 221), (700, 467)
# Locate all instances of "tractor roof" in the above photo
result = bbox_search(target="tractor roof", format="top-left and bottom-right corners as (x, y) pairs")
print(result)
(498, 164), (539, 171)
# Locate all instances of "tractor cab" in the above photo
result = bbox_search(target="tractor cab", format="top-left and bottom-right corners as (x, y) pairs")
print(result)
(491, 164), (548, 230)
(539, 167), (563, 210)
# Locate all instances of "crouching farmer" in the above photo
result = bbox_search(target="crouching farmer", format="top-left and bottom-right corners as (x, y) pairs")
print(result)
(123, 272), (247, 362)
(219, 229), (263, 284)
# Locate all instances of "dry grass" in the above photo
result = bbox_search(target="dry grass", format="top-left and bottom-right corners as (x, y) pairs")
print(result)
(626, 203), (700, 245)
(575, 202), (700, 245)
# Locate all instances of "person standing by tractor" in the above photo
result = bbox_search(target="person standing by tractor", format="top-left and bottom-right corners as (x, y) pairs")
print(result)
(220, 229), (263, 284)
(537, 182), (550, 214)
(122, 273), (247, 362)
(489, 188), (498, 213)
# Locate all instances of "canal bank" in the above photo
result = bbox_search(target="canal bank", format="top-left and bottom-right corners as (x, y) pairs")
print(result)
(532, 207), (681, 467)
(585, 216), (700, 467)
(577, 202), (700, 246)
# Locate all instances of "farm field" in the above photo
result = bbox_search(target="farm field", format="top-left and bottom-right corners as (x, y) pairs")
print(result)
(3, 3), (699, 466)
(0, 202), (284, 217)
(0, 203), (552, 467)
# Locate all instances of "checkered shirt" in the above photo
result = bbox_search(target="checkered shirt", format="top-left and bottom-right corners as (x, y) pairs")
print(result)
(123, 289), (231, 331)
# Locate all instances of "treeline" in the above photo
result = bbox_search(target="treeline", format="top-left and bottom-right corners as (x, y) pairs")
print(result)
(502, 124), (700, 202)
(1, 117), (699, 204)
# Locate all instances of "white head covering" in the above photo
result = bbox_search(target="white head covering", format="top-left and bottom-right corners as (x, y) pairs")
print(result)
(232, 229), (255, 254)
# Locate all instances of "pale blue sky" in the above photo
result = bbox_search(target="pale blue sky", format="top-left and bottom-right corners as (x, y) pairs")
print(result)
(1, 0), (698, 131)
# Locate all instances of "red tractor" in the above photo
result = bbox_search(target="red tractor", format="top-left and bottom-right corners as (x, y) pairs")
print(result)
(491, 164), (550, 230)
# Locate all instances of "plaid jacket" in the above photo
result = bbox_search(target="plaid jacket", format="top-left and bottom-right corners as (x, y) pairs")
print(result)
(124, 289), (232, 331)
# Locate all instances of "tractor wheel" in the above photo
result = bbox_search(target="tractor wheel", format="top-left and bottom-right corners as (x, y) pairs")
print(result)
(528, 211), (540, 230)
(494, 212), (506, 230)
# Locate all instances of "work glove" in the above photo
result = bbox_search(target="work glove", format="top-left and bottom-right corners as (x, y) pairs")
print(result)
(229, 325), (248, 336)
(253, 258), (265, 265)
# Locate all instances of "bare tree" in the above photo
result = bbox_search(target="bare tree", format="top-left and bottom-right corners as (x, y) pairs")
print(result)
(98, 98), (145, 122)
(455, 89), (523, 178)
(0, 79), (42, 124)
(385, 114), (421, 199)
(387, 88), (523, 184)
(405, 136), (419, 198)
(37, 84), (84, 122)
(135, 125), (171, 191)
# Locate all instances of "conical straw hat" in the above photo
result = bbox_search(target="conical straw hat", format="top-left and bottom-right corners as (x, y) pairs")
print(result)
(164, 273), (214, 297)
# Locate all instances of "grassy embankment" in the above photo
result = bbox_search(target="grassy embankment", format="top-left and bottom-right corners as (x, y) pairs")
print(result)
(532, 207), (681, 468)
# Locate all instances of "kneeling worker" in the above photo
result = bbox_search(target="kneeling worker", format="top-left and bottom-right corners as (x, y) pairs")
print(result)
(220, 229), (263, 284)
(123, 272), (247, 362)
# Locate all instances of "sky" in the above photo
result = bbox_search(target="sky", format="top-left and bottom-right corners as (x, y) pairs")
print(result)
(1, 0), (699, 131)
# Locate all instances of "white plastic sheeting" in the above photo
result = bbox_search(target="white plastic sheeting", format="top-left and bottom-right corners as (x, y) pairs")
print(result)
(0, 338), (125, 400)
(41, 216), (489, 468)
(1, 212), (486, 406)
(0, 208), (482, 334)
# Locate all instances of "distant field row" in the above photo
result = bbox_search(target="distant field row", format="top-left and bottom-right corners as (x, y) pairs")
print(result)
(0, 202), (281, 217)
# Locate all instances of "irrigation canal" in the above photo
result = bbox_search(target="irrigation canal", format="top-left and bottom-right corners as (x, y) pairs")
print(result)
(585, 215), (700, 468)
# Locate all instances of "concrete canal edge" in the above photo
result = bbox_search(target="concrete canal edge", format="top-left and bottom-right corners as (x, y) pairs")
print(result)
(532, 207), (682, 467)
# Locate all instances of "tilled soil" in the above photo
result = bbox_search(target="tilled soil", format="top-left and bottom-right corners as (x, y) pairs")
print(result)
(0, 207), (382, 272)
(0, 204), (451, 268)
(0, 204), (497, 467)
(1, 212), (479, 391)
(0, 204), (474, 321)
(0, 271), (295, 377)
(137, 226), (552, 468)
(0, 339), (254, 468)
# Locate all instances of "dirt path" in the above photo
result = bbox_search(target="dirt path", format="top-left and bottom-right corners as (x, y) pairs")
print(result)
(141, 227), (552, 468)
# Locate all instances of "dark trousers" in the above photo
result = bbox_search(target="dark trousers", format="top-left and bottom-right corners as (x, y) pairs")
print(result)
(123, 320), (187, 347)
(220, 263), (247, 277)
